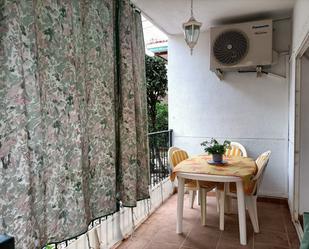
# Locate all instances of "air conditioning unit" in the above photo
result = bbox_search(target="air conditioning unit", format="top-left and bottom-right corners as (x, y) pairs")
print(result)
(210, 19), (273, 78)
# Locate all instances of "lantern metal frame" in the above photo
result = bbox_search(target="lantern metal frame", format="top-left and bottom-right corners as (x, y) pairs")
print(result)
(182, 0), (202, 54)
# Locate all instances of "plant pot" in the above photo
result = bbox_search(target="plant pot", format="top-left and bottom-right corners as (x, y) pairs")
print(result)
(212, 154), (223, 163)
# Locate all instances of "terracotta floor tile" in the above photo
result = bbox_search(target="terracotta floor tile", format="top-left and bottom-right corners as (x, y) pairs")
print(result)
(189, 223), (221, 236)
(152, 227), (188, 246)
(257, 201), (286, 209)
(182, 238), (219, 249)
(254, 242), (289, 249)
(134, 225), (161, 240)
(287, 230), (300, 249)
(254, 230), (289, 247)
(182, 226), (220, 249)
(220, 224), (254, 245)
(117, 193), (300, 249)
(258, 210), (284, 222)
(258, 205), (284, 218)
(216, 238), (253, 249)
(117, 237), (151, 249)
(146, 241), (180, 249)
(282, 211), (298, 235)
(259, 214), (286, 233)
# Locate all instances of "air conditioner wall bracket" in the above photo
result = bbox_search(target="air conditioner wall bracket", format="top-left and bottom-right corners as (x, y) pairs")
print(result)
(215, 69), (224, 80)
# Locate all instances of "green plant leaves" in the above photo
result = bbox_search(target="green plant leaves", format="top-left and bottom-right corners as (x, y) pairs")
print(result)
(201, 138), (231, 155)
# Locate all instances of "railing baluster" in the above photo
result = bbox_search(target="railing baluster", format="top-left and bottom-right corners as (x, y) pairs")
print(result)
(147, 129), (173, 187)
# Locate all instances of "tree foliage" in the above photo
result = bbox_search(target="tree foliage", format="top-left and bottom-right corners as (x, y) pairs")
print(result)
(145, 55), (168, 132)
(155, 102), (168, 131)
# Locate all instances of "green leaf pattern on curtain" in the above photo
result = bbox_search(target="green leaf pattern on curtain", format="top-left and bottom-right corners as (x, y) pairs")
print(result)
(0, 0), (149, 248)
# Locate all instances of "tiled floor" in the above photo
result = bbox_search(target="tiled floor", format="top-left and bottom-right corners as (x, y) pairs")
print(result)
(117, 193), (300, 249)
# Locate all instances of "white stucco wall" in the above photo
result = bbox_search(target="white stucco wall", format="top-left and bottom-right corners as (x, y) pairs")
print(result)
(168, 20), (291, 197)
(288, 0), (309, 212)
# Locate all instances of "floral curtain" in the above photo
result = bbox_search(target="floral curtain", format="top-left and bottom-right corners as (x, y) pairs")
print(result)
(117, 0), (149, 206)
(0, 0), (149, 248)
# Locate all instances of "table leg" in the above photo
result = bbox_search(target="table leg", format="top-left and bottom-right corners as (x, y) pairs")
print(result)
(236, 181), (247, 245)
(219, 183), (226, 231)
(177, 177), (185, 234)
(225, 183), (232, 214)
(200, 188), (207, 226)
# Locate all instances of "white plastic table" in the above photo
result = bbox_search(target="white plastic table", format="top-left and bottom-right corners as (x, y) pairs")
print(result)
(176, 172), (247, 245)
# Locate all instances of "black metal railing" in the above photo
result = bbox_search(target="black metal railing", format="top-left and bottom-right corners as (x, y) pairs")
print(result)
(148, 129), (173, 187)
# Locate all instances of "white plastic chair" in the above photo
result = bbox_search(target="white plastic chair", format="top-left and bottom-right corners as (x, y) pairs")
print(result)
(199, 142), (248, 225)
(169, 147), (218, 223)
(168, 147), (198, 208)
(219, 141), (248, 213)
(225, 142), (248, 157)
(218, 150), (271, 232)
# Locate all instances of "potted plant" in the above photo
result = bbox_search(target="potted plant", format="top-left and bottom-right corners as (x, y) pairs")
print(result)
(201, 138), (231, 163)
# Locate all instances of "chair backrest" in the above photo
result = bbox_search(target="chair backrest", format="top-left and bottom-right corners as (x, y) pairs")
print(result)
(252, 150), (271, 194)
(168, 146), (180, 169)
(171, 150), (189, 168)
(168, 147), (188, 169)
(224, 142), (248, 157)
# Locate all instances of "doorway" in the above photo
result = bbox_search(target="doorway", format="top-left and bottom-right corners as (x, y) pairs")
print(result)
(294, 33), (309, 237)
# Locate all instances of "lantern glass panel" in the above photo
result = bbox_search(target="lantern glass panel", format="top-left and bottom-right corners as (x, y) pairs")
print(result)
(192, 25), (200, 43)
(184, 25), (194, 42)
(184, 24), (200, 44)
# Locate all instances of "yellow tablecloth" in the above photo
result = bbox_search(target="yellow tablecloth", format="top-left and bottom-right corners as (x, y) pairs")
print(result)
(171, 155), (257, 194)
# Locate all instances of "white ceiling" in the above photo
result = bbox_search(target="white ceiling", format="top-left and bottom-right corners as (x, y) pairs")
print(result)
(132, 0), (296, 35)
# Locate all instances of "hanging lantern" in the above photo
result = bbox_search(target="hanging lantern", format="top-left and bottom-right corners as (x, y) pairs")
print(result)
(183, 0), (202, 55)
